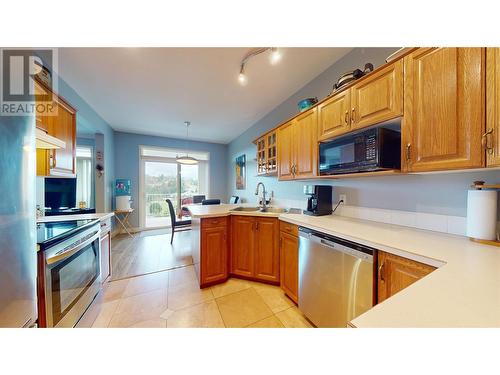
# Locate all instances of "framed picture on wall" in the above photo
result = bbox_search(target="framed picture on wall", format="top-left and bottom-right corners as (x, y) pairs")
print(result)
(235, 154), (246, 190)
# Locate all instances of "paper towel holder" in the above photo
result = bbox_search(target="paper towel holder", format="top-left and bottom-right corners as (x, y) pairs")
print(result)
(469, 181), (500, 247)
(471, 180), (500, 190)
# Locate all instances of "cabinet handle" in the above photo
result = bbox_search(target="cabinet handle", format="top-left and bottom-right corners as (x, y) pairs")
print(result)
(351, 107), (356, 124)
(378, 263), (385, 283)
(405, 143), (411, 161)
(482, 128), (494, 154)
(256, 221), (259, 230)
(49, 151), (55, 168)
(344, 110), (349, 125)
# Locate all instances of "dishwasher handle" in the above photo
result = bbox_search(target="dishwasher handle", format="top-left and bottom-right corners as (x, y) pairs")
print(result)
(300, 227), (374, 262)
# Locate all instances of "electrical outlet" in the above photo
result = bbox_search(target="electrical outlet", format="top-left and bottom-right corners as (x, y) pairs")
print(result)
(339, 194), (347, 205)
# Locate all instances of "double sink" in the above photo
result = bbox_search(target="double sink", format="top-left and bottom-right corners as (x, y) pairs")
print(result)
(230, 206), (289, 214)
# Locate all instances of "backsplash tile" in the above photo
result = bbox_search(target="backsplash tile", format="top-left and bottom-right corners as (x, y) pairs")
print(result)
(272, 199), (469, 237)
(415, 212), (448, 233)
(447, 216), (467, 236)
(333, 204), (466, 237)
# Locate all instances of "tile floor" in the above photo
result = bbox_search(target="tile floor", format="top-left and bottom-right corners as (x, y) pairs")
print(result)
(77, 266), (313, 328)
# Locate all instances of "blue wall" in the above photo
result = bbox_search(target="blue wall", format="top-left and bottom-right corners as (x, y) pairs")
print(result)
(57, 78), (115, 212)
(114, 131), (228, 227)
(227, 47), (500, 217)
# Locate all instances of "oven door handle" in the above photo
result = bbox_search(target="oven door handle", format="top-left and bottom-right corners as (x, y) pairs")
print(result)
(46, 231), (100, 265)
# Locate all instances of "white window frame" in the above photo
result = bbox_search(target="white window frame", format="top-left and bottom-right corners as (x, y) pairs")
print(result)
(75, 145), (94, 209)
(138, 145), (210, 229)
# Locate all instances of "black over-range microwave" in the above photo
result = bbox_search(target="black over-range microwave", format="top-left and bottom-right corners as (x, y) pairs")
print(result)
(319, 127), (401, 175)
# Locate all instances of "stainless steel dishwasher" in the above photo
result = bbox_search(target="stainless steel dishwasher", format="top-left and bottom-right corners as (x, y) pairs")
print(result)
(298, 227), (374, 328)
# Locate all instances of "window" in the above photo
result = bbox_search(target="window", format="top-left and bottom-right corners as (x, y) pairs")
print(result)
(76, 146), (94, 209)
(139, 146), (210, 228)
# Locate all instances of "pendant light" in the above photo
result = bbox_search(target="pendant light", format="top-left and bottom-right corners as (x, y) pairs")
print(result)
(176, 121), (198, 165)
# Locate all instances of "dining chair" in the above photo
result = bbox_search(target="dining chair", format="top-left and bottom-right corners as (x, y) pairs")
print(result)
(201, 199), (221, 205)
(165, 199), (191, 244)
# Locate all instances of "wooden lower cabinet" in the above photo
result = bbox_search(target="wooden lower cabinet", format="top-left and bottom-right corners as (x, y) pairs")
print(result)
(377, 251), (436, 303)
(230, 216), (280, 283)
(231, 215), (255, 278)
(279, 229), (299, 304)
(254, 217), (280, 283)
(200, 217), (229, 286)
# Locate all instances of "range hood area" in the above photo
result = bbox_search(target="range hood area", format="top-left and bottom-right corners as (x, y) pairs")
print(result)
(36, 128), (66, 149)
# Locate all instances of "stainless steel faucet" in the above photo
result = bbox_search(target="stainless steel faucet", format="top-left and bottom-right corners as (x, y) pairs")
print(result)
(255, 182), (267, 211)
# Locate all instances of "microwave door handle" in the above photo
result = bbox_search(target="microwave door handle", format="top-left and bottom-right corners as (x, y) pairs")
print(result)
(46, 231), (100, 265)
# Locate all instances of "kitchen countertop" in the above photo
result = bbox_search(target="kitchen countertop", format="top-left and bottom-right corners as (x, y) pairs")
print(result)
(187, 204), (500, 326)
(186, 204), (283, 218)
(37, 212), (114, 223)
(279, 213), (500, 328)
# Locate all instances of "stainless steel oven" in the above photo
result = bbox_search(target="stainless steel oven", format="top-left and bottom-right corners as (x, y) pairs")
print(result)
(39, 222), (101, 328)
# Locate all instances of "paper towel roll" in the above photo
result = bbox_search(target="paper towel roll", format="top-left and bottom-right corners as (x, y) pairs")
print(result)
(466, 190), (498, 240)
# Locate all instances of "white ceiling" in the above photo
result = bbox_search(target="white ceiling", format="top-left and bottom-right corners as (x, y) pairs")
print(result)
(58, 48), (353, 144)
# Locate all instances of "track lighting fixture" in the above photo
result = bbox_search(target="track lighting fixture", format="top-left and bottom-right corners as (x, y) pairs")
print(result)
(237, 47), (282, 85)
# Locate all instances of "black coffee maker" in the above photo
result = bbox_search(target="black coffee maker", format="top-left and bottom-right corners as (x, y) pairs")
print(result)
(303, 185), (332, 216)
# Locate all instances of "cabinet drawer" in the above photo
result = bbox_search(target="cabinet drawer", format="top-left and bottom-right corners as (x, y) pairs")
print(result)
(279, 221), (298, 236)
(202, 216), (228, 228)
(100, 217), (112, 236)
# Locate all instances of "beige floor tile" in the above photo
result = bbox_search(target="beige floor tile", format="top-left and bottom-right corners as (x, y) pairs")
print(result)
(216, 288), (273, 328)
(129, 318), (167, 328)
(246, 315), (285, 328)
(92, 300), (120, 328)
(108, 289), (168, 327)
(101, 278), (130, 303)
(210, 278), (251, 298)
(122, 271), (169, 298)
(275, 306), (313, 328)
(252, 283), (294, 313)
(76, 293), (104, 328)
(169, 265), (198, 287)
(167, 301), (225, 328)
(160, 308), (175, 320)
(168, 280), (214, 311)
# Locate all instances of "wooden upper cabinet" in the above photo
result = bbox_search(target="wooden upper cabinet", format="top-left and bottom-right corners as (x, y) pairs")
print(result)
(254, 217), (280, 283)
(277, 121), (295, 180)
(350, 60), (403, 131)
(50, 101), (76, 176)
(280, 230), (299, 304)
(201, 224), (228, 286)
(318, 89), (351, 141)
(294, 107), (318, 178)
(402, 48), (485, 172)
(377, 251), (436, 304)
(255, 130), (278, 175)
(231, 216), (255, 277)
(486, 48), (500, 167)
(35, 80), (77, 177)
